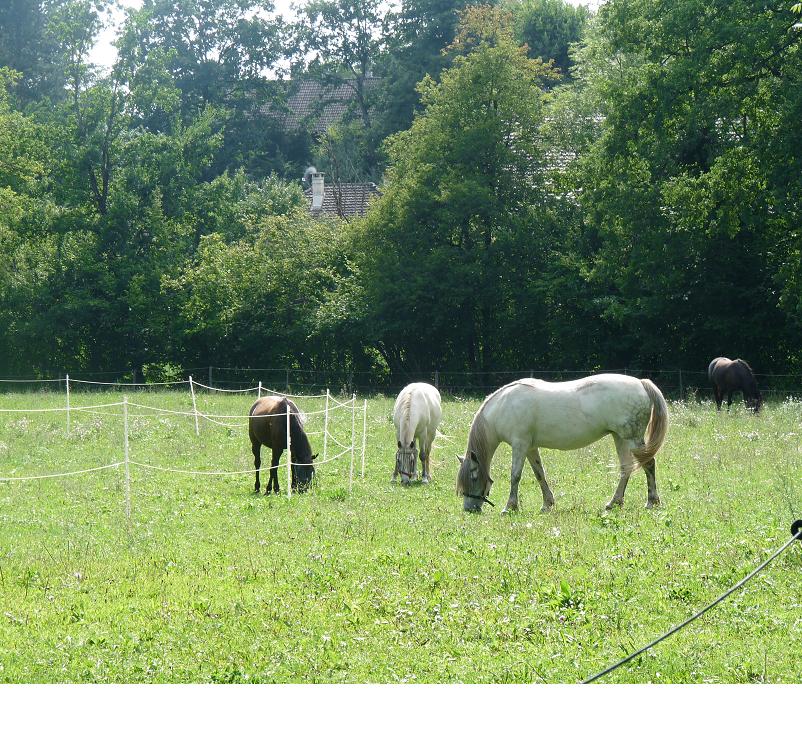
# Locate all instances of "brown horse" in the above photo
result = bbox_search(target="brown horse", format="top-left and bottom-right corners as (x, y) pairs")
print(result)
(708, 357), (762, 412)
(248, 396), (317, 494)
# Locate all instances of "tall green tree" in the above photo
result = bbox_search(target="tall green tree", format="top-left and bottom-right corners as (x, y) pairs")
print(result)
(551, 0), (802, 369)
(507, 0), (590, 83)
(351, 7), (561, 373)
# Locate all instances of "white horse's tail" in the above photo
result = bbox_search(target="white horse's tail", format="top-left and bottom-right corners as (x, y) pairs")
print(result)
(632, 379), (669, 469)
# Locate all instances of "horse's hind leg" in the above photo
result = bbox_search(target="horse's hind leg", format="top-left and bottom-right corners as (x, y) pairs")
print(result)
(713, 386), (723, 410)
(527, 447), (554, 512)
(606, 435), (634, 510)
(252, 441), (262, 493)
(269, 449), (281, 494)
(643, 456), (660, 508)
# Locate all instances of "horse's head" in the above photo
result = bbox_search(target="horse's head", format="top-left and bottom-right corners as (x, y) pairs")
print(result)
(456, 451), (493, 513)
(747, 391), (763, 413)
(292, 453), (318, 492)
(395, 440), (417, 485)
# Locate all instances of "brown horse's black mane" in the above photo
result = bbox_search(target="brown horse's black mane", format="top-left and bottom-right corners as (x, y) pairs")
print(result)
(288, 408), (313, 462)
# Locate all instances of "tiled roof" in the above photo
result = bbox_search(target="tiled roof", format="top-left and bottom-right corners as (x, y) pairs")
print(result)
(264, 79), (382, 135)
(303, 182), (381, 219)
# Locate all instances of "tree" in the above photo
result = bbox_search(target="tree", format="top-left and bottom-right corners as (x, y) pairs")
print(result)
(507, 0), (590, 83)
(551, 0), (802, 369)
(350, 7), (561, 373)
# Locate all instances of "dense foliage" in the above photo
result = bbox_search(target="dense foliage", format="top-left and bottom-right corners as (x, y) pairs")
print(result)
(0, 0), (800, 380)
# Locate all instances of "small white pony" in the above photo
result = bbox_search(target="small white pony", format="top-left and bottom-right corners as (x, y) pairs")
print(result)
(456, 374), (668, 512)
(392, 382), (443, 484)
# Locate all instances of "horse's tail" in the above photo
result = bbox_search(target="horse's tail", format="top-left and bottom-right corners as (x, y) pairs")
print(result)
(632, 379), (669, 469)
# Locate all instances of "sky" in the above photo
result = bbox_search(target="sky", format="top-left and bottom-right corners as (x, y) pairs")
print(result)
(89, 0), (604, 70)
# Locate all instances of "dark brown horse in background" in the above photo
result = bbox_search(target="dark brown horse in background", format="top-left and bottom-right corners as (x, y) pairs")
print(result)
(249, 396), (317, 494)
(708, 357), (762, 412)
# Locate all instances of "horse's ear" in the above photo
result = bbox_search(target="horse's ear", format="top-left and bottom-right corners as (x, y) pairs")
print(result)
(456, 454), (464, 464)
(312, 453), (319, 460)
(409, 441), (415, 449)
(397, 441), (401, 448)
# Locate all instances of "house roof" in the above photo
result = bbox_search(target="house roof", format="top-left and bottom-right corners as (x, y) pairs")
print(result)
(263, 78), (382, 135)
(303, 181), (380, 219)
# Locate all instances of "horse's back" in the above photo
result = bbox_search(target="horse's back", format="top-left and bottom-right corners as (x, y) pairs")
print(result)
(491, 375), (653, 449)
(249, 395), (289, 446)
(394, 382), (441, 440)
(708, 357), (732, 383)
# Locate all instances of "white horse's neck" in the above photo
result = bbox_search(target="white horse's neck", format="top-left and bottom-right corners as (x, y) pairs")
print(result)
(398, 392), (416, 445)
(468, 399), (502, 472)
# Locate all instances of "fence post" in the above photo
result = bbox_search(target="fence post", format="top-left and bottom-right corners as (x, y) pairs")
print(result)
(323, 389), (330, 460)
(258, 380), (262, 398)
(285, 368), (289, 393)
(678, 369), (684, 401)
(123, 395), (131, 523)
(189, 376), (200, 436)
(349, 394), (356, 492)
(434, 370), (439, 389)
(208, 366), (213, 388)
(361, 398), (367, 479)
(65, 373), (71, 438)
(286, 405), (292, 498)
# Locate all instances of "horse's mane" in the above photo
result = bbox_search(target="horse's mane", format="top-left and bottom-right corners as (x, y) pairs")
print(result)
(396, 389), (415, 444)
(286, 399), (312, 459)
(456, 384), (508, 495)
(734, 358), (754, 373)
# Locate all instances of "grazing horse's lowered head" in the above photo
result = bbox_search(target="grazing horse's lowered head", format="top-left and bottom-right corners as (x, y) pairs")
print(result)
(708, 357), (762, 413)
(395, 440), (417, 485)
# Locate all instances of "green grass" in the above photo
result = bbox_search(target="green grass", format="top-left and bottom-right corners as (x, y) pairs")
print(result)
(0, 389), (801, 683)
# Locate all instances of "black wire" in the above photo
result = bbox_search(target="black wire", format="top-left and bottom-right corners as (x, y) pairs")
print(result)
(583, 526), (802, 684)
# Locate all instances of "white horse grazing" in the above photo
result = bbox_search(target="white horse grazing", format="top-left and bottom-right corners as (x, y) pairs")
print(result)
(392, 382), (443, 485)
(456, 375), (668, 513)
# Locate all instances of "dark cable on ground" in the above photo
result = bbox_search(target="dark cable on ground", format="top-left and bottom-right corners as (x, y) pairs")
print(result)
(583, 520), (802, 684)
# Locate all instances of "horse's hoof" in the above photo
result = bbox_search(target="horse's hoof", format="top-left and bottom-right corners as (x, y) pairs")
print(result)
(501, 505), (518, 514)
(421, 477), (430, 485)
(540, 504), (554, 513)
(605, 500), (623, 511)
(646, 498), (661, 509)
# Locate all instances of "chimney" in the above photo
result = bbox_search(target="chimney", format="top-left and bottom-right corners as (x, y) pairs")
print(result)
(311, 172), (324, 211)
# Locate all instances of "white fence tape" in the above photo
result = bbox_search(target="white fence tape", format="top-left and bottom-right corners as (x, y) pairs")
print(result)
(0, 462), (123, 482)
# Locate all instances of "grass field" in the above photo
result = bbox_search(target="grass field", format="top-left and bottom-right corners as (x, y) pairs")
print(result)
(0, 387), (801, 683)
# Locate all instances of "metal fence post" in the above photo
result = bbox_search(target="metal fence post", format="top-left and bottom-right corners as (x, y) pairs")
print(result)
(189, 376), (200, 436)
(349, 394), (356, 492)
(65, 373), (71, 438)
(286, 405), (292, 498)
(323, 389), (330, 461)
(258, 380), (262, 398)
(361, 398), (368, 479)
(123, 395), (131, 522)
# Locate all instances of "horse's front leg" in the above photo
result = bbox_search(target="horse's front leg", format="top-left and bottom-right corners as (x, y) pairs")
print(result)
(503, 445), (528, 513)
(527, 447), (554, 512)
(420, 436), (432, 483)
(713, 386), (723, 410)
(252, 441), (262, 493)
